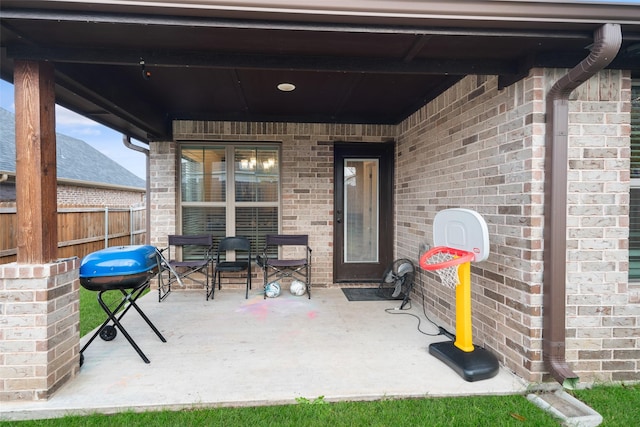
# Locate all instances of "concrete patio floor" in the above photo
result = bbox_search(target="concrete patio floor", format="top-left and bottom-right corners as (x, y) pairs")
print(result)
(1, 287), (529, 421)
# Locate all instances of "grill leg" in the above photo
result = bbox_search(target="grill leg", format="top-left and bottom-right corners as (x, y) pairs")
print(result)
(80, 292), (132, 357)
(97, 290), (151, 363)
(82, 284), (166, 364)
(123, 287), (166, 342)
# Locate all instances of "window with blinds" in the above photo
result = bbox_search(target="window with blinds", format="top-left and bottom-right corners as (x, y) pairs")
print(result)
(630, 80), (640, 280)
(180, 144), (280, 259)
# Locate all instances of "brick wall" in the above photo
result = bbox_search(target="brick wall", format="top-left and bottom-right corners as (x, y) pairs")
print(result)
(149, 140), (177, 248)
(0, 258), (80, 401)
(395, 69), (637, 383)
(57, 184), (145, 207)
(396, 73), (545, 381)
(151, 122), (395, 286)
(1, 182), (144, 207)
(560, 69), (637, 382)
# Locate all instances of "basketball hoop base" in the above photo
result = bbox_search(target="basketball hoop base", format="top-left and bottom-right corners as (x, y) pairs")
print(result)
(429, 341), (499, 382)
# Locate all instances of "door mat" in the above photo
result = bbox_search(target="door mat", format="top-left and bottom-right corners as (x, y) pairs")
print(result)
(341, 287), (403, 301)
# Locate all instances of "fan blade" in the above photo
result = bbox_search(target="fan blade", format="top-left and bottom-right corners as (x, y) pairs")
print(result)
(397, 262), (414, 276)
(392, 278), (404, 298)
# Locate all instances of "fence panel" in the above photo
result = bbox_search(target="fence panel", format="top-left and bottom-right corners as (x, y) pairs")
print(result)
(1, 206), (147, 264)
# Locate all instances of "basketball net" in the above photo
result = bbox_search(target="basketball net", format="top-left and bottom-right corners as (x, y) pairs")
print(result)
(419, 246), (475, 289)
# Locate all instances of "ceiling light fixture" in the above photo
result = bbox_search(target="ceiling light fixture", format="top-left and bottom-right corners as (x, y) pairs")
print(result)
(277, 82), (296, 92)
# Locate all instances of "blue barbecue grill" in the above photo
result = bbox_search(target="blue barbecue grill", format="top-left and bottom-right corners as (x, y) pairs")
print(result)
(79, 245), (167, 364)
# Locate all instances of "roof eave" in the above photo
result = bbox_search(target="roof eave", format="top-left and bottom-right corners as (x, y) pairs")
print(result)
(2, 0), (640, 28)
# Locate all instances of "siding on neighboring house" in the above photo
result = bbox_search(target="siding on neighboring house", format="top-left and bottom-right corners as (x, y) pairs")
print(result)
(0, 183), (144, 208)
(56, 184), (144, 207)
(149, 68), (638, 383)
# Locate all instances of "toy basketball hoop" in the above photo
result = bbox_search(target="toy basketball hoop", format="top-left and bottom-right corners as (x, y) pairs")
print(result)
(419, 208), (499, 382)
(419, 246), (475, 289)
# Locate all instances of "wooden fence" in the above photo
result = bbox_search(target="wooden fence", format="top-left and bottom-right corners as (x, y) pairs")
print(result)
(0, 206), (147, 264)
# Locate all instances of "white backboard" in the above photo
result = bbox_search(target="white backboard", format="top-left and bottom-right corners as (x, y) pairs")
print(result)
(433, 208), (490, 262)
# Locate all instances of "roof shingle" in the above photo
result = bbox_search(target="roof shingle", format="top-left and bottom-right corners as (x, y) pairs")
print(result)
(0, 107), (145, 189)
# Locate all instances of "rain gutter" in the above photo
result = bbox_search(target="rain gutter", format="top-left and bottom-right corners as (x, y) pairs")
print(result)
(543, 23), (621, 389)
(123, 135), (151, 245)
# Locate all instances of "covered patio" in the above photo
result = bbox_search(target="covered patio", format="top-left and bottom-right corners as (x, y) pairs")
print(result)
(2, 0), (640, 408)
(0, 288), (526, 421)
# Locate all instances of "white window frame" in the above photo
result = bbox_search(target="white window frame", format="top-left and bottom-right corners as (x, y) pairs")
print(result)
(178, 143), (281, 252)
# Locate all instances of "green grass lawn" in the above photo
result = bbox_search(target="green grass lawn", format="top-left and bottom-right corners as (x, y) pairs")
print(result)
(4, 289), (637, 426)
(3, 384), (639, 426)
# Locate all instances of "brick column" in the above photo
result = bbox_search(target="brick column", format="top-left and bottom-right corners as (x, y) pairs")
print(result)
(0, 258), (80, 401)
(149, 140), (177, 247)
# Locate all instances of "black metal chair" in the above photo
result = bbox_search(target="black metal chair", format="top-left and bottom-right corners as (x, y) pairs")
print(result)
(257, 234), (312, 299)
(161, 234), (214, 301)
(211, 236), (252, 299)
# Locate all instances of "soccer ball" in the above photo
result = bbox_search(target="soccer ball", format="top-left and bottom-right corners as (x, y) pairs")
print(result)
(290, 280), (306, 296)
(265, 281), (281, 298)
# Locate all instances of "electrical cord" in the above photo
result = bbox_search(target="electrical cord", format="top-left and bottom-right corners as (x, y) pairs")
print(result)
(384, 261), (455, 341)
(384, 307), (441, 337)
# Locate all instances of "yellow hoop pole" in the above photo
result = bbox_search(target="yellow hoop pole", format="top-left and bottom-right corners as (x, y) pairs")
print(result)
(454, 261), (474, 352)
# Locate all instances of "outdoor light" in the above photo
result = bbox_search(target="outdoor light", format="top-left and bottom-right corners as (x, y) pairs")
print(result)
(140, 58), (151, 80)
(277, 82), (295, 92)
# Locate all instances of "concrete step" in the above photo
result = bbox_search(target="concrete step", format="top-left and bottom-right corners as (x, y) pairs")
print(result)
(527, 388), (602, 427)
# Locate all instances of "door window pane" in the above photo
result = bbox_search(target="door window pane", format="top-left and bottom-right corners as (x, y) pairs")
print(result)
(344, 159), (379, 262)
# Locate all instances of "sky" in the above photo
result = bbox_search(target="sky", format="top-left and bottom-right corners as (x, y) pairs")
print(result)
(0, 79), (147, 180)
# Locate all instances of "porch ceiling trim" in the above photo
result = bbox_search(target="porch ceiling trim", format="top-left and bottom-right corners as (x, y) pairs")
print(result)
(4, 1), (640, 27)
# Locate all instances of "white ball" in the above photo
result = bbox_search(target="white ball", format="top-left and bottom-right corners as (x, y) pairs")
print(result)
(290, 280), (306, 296)
(265, 281), (281, 298)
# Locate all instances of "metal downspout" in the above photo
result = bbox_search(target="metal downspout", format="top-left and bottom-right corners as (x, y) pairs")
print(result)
(543, 23), (621, 388)
(123, 135), (151, 245)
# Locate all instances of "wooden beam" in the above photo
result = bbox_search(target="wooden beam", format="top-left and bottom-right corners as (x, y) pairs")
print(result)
(8, 46), (519, 76)
(14, 60), (58, 263)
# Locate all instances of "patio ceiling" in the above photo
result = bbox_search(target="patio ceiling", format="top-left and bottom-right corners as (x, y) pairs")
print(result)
(1, 1), (640, 142)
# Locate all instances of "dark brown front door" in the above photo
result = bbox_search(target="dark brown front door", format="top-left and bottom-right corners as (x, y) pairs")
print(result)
(334, 142), (394, 282)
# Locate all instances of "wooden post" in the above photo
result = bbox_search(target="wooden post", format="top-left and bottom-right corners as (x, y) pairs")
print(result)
(14, 60), (58, 263)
